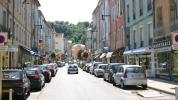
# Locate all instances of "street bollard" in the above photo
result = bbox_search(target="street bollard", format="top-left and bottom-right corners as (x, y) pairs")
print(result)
(9, 89), (13, 100)
(176, 87), (178, 100)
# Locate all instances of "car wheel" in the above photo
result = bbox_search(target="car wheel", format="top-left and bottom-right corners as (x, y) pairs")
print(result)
(19, 93), (26, 100)
(112, 78), (116, 86)
(103, 76), (106, 81)
(142, 85), (147, 89)
(38, 85), (42, 91)
(120, 80), (125, 89)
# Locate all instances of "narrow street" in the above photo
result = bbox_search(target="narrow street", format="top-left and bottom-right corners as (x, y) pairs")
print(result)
(27, 65), (175, 100)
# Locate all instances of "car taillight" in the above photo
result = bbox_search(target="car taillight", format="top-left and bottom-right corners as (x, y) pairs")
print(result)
(124, 70), (127, 78)
(33, 74), (40, 80)
(44, 71), (50, 75)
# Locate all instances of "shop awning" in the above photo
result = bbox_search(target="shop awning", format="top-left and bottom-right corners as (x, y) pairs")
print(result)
(132, 47), (150, 54)
(123, 50), (133, 55)
(100, 53), (106, 58)
(94, 55), (99, 59)
(106, 52), (113, 58)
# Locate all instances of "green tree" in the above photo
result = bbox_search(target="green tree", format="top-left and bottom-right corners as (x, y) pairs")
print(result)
(52, 21), (89, 44)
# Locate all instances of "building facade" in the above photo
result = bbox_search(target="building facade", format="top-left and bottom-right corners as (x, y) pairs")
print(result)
(0, 0), (54, 67)
(154, 0), (178, 81)
(123, 0), (154, 77)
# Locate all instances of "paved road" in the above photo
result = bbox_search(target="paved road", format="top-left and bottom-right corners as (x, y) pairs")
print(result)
(27, 66), (175, 100)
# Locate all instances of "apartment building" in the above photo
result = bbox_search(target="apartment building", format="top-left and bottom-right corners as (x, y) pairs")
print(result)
(154, 0), (178, 81)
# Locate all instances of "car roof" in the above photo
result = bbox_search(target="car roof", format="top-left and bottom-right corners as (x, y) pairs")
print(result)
(110, 63), (125, 65)
(98, 64), (107, 66)
(26, 67), (39, 70)
(121, 65), (142, 68)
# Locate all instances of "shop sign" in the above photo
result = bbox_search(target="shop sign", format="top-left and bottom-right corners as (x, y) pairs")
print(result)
(0, 46), (8, 51)
(154, 46), (172, 53)
(0, 45), (18, 52)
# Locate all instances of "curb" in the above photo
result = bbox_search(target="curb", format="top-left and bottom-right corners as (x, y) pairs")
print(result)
(148, 86), (175, 96)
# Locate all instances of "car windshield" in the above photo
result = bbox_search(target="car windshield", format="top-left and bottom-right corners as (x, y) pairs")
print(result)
(26, 70), (37, 75)
(126, 67), (144, 73)
(40, 65), (48, 70)
(2, 71), (21, 80)
(69, 65), (77, 68)
(99, 65), (106, 69)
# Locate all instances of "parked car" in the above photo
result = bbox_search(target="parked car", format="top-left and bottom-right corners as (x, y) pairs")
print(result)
(39, 65), (52, 82)
(112, 65), (147, 89)
(86, 63), (92, 73)
(94, 64), (107, 77)
(103, 63), (125, 83)
(26, 67), (45, 90)
(56, 61), (62, 67)
(67, 64), (78, 74)
(2, 68), (31, 100)
(47, 63), (58, 77)
(89, 62), (102, 75)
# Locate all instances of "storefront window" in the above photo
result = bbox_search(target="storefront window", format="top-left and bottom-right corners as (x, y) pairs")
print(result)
(128, 56), (136, 65)
(173, 53), (178, 81)
(139, 55), (150, 69)
(156, 52), (173, 80)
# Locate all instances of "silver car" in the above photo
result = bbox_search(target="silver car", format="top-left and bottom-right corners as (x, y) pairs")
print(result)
(67, 64), (78, 74)
(112, 65), (147, 89)
(94, 64), (107, 77)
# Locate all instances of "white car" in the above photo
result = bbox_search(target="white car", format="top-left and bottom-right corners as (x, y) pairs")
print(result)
(67, 64), (78, 74)
(112, 65), (147, 89)
(94, 64), (107, 77)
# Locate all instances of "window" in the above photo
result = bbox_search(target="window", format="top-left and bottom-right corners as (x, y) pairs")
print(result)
(127, 4), (130, 22)
(156, 7), (163, 27)
(148, 22), (153, 38)
(170, 0), (178, 21)
(139, 27), (143, 41)
(133, 30), (136, 48)
(132, 0), (136, 19)
(139, 27), (144, 47)
(3, 11), (7, 28)
(120, 0), (124, 15)
(147, 0), (152, 11)
(139, 0), (143, 16)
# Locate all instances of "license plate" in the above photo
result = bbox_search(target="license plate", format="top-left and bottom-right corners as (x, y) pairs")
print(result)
(2, 89), (14, 93)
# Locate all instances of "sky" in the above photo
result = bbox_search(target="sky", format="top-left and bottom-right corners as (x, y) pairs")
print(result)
(39, 0), (99, 24)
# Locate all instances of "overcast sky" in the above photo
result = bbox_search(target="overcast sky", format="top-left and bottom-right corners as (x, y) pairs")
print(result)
(39, 0), (99, 24)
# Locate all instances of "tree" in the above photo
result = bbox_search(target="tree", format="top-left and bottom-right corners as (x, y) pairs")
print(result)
(52, 21), (89, 44)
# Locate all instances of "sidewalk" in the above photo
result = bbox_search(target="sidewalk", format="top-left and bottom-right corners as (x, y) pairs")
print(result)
(148, 78), (178, 95)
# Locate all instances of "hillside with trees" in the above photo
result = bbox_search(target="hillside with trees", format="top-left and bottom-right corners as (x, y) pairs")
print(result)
(52, 21), (89, 44)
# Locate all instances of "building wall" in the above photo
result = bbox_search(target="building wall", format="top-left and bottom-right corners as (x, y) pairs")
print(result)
(109, 0), (116, 50)
(125, 0), (153, 50)
(54, 33), (64, 54)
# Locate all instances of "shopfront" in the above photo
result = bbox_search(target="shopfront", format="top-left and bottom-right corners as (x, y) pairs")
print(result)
(0, 45), (32, 67)
(155, 51), (173, 80)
